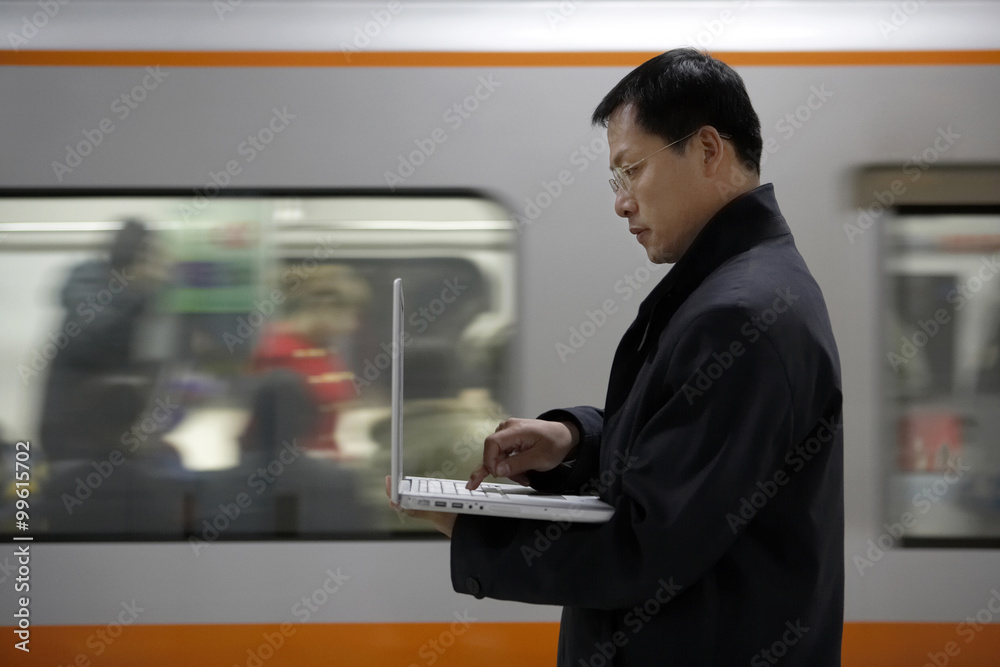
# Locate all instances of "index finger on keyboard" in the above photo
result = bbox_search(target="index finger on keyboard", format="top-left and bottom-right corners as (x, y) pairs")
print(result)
(466, 463), (489, 490)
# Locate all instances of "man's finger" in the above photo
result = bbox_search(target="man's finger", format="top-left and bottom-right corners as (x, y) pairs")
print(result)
(493, 447), (548, 480)
(482, 426), (534, 472)
(466, 463), (489, 490)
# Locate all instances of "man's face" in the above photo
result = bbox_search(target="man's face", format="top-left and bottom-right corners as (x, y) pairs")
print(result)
(607, 104), (715, 264)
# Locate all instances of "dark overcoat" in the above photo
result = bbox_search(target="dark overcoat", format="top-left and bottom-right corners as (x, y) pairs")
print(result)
(452, 184), (844, 666)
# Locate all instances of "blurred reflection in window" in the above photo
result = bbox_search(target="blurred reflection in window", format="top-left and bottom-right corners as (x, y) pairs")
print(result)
(0, 193), (516, 539)
(244, 264), (369, 454)
(39, 219), (171, 462)
(884, 213), (1000, 544)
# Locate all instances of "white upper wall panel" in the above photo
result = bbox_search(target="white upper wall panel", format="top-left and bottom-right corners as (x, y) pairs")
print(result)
(1, 1), (998, 53)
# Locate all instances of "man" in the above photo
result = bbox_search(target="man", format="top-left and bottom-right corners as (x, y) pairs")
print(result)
(394, 48), (844, 665)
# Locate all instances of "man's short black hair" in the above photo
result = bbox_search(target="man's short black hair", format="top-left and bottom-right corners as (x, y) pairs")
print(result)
(592, 48), (763, 174)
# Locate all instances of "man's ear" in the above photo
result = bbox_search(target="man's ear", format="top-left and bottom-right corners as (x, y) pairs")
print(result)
(696, 126), (726, 178)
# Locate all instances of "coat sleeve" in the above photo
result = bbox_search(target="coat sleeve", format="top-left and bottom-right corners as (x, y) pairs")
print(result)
(450, 307), (802, 609)
(519, 406), (605, 494)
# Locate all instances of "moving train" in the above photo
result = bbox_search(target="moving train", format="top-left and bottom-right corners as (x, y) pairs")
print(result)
(1, 1), (999, 665)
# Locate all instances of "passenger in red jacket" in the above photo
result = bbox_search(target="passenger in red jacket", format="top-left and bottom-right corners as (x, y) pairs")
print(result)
(249, 264), (369, 454)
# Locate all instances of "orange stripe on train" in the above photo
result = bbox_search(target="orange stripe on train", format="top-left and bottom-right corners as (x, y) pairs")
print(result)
(2, 622), (1000, 666)
(1, 50), (1000, 68)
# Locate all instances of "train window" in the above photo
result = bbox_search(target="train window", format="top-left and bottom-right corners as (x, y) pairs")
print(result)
(868, 166), (1000, 547)
(0, 191), (517, 541)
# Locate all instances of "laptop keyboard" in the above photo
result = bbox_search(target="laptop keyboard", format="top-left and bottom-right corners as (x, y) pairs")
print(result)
(416, 478), (504, 499)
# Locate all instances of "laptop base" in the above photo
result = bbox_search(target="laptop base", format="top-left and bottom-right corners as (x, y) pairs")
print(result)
(399, 476), (614, 522)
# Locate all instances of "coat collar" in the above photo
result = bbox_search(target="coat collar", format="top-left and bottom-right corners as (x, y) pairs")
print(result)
(633, 183), (790, 350)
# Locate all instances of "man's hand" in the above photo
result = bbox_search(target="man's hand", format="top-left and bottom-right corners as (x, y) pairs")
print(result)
(467, 418), (580, 490)
(385, 476), (457, 538)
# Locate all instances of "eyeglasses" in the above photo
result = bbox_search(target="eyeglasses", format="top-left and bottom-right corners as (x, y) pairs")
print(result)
(608, 130), (732, 195)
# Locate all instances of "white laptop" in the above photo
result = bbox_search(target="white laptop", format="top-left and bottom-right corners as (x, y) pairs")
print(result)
(389, 278), (614, 523)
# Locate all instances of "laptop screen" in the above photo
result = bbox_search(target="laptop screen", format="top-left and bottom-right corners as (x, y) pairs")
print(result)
(390, 277), (404, 504)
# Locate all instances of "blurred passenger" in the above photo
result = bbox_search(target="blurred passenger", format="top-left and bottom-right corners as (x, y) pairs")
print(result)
(246, 264), (369, 454)
(240, 367), (318, 458)
(226, 361), (373, 537)
(39, 219), (169, 462)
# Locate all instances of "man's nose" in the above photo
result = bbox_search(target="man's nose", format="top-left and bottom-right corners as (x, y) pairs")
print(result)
(614, 189), (634, 218)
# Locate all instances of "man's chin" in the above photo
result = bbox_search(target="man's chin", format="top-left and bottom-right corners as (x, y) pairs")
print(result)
(644, 247), (675, 265)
